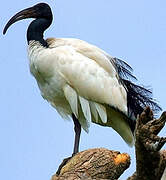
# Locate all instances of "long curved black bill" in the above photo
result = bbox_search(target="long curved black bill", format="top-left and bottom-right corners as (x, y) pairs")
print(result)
(3, 7), (35, 35)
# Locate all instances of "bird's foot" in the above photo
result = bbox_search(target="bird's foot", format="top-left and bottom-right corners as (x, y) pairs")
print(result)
(56, 156), (72, 175)
(56, 153), (77, 175)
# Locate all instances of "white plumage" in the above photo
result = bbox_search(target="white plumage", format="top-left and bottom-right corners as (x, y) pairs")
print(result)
(28, 38), (134, 145)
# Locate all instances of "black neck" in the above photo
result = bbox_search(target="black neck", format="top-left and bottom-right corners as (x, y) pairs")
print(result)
(27, 18), (52, 47)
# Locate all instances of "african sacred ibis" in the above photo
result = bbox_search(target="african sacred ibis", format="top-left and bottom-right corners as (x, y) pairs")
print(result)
(3, 3), (161, 155)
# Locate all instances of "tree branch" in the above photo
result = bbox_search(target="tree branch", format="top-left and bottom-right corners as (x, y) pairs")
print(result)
(52, 148), (130, 180)
(128, 107), (166, 180)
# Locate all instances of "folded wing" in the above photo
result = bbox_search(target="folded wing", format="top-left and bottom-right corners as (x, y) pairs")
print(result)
(46, 38), (134, 145)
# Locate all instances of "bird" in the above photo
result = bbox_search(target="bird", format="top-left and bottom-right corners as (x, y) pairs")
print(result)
(3, 3), (161, 156)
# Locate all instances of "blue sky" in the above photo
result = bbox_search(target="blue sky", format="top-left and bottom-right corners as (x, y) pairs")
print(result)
(1, 0), (166, 179)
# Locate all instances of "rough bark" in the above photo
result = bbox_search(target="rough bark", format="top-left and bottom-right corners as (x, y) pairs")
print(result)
(52, 107), (166, 180)
(128, 107), (166, 180)
(52, 148), (130, 180)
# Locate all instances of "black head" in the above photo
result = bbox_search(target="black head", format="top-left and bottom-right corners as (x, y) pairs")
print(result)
(3, 3), (53, 34)
(30, 3), (53, 20)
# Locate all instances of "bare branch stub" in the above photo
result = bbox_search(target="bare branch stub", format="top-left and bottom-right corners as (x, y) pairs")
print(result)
(52, 148), (130, 180)
(128, 107), (166, 180)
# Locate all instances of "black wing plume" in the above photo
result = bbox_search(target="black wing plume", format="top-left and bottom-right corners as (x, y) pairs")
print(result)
(113, 57), (162, 119)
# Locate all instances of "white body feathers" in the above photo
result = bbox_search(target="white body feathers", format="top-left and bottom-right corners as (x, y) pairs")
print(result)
(28, 38), (134, 146)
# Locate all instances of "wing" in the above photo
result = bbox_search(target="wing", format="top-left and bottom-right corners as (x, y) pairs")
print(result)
(45, 39), (134, 145)
(50, 44), (127, 114)
(46, 38), (127, 110)
(47, 38), (116, 76)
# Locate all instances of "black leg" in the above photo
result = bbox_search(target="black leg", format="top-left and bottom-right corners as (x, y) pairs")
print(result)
(72, 113), (81, 156)
(56, 114), (81, 175)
